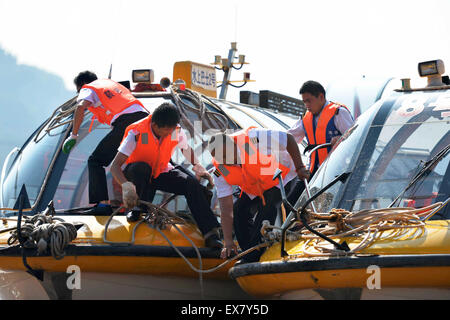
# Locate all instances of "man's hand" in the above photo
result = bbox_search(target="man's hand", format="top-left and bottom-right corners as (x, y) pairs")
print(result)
(296, 166), (310, 180)
(220, 241), (238, 259)
(193, 164), (215, 188)
(122, 181), (138, 208)
(62, 134), (78, 154)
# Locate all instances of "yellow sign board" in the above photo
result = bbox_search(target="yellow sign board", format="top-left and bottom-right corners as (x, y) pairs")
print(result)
(173, 61), (217, 98)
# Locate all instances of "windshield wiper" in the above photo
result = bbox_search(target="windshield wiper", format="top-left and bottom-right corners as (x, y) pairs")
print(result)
(389, 143), (450, 208)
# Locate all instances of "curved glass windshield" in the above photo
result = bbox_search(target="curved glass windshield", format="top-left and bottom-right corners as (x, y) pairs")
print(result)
(53, 96), (172, 210)
(1, 114), (70, 210)
(296, 90), (450, 217)
(347, 91), (450, 211)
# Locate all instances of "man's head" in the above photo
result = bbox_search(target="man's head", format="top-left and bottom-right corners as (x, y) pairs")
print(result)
(74, 71), (98, 93)
(151, 103), (180, 139)
(299, 80), (326, 115)
(208, 133), (239, 165)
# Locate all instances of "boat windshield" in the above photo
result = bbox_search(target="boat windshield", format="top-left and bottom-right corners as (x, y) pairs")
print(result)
(1, 112), (71, 210)
(52, 96), (180, 211)
(296, 90), (450, 217)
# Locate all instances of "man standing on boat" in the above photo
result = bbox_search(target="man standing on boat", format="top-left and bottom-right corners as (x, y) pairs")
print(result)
(287, 81), (354, 194)
(62, 71), (149, 215)
(208, 128), (310, 262)
(110, 103), (223, 249)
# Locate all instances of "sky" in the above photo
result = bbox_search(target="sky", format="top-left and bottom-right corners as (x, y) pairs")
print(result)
(1, 0), (450, 102)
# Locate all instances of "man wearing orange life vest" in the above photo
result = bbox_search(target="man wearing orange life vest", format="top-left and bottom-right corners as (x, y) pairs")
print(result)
(62, 71), (149, 215)
(288, 80), (354, 174)
(208, 128), (310, 263)
(110, 103), (222, 249)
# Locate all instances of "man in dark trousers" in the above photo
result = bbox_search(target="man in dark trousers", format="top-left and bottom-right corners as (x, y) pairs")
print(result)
(208, 128), (310, 262)
(110, 103), (222, 249)
(62, 71), (148, 214)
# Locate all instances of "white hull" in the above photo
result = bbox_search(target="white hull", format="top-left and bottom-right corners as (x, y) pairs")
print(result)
(0, 269), (250, 300)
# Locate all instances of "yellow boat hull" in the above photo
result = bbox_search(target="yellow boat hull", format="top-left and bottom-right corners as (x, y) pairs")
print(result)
(0, 215), (229, 277)
(230, 220), (450, 299)
(0, 215), (250, 299)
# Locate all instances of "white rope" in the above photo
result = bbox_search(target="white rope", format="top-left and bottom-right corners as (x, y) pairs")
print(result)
(261, 202), (444, 258)
(8, 213), (77, 260)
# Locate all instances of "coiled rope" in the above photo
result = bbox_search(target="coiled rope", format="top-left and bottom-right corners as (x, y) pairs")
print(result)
(7, 213), (78, 260)
(261, 202), (444, 257)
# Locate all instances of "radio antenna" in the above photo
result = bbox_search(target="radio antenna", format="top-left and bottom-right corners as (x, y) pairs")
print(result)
(108, 63), (113, 79)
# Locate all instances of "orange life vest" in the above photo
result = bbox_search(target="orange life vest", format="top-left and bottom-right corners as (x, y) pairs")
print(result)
(82, 79), (145, 125)
(212, 127), (290, 205)
(123, 115), (180, 179)
(302, 102), (349, 172)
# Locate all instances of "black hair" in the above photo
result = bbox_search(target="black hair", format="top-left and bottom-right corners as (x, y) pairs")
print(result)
(299, 80), (326, 98)
(74, 71), (98, 89)
(151, 103), (180, 128)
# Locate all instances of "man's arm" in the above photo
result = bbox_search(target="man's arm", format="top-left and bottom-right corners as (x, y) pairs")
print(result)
(218, 195), (238, 259)
(62, 99), (92, 154)
(286, 118), (306, 144)
(72, 100), (91, 135)
(181, 145), (214, 187)
(286, 133), (310, 180)
(110, 152), (129, 185)
(110, 151), (139, 209)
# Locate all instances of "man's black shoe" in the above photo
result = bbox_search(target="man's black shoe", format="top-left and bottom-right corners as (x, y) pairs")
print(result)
(84, 204), (113, 216)
(126, 208), (142, 223)
(204, 233), (223, 249)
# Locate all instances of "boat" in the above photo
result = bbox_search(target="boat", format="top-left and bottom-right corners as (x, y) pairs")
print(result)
(229, 59), (450, 300)
(0, 60), (302, 299)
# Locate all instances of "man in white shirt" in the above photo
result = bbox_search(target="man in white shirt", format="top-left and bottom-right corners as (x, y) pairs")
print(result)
(286, 81), (355, 201)
(110, 103), (222, 249)
(288, 80), (354, 173)
(63, 71), (149, 215)
(209, 128), (310, 262)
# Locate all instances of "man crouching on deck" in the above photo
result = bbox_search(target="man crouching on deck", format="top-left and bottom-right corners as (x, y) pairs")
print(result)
(110, 102), (223, 249)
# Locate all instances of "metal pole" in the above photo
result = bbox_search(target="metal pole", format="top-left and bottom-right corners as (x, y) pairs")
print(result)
(219, 43), (237, 100)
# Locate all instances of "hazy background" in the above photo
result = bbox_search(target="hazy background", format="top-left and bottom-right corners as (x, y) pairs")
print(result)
(1, 0), (449, 166)
(0, 49), (73, 166)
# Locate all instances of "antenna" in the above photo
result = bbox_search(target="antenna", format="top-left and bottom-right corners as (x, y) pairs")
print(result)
(108, 63), (113, 79)
(234, 4), (238, 43)
(213, 42), (254, 100)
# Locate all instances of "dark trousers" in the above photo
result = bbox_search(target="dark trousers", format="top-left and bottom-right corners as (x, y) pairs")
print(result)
(123, 162), (220, 236)
(88, 111), (148, 204)
(233, 179), (296, 262)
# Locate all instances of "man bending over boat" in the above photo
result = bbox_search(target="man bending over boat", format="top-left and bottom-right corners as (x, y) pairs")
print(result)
(110, 103), (223, 249)
(62, 71), (149, 215)
(208, 128), (310, 263)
